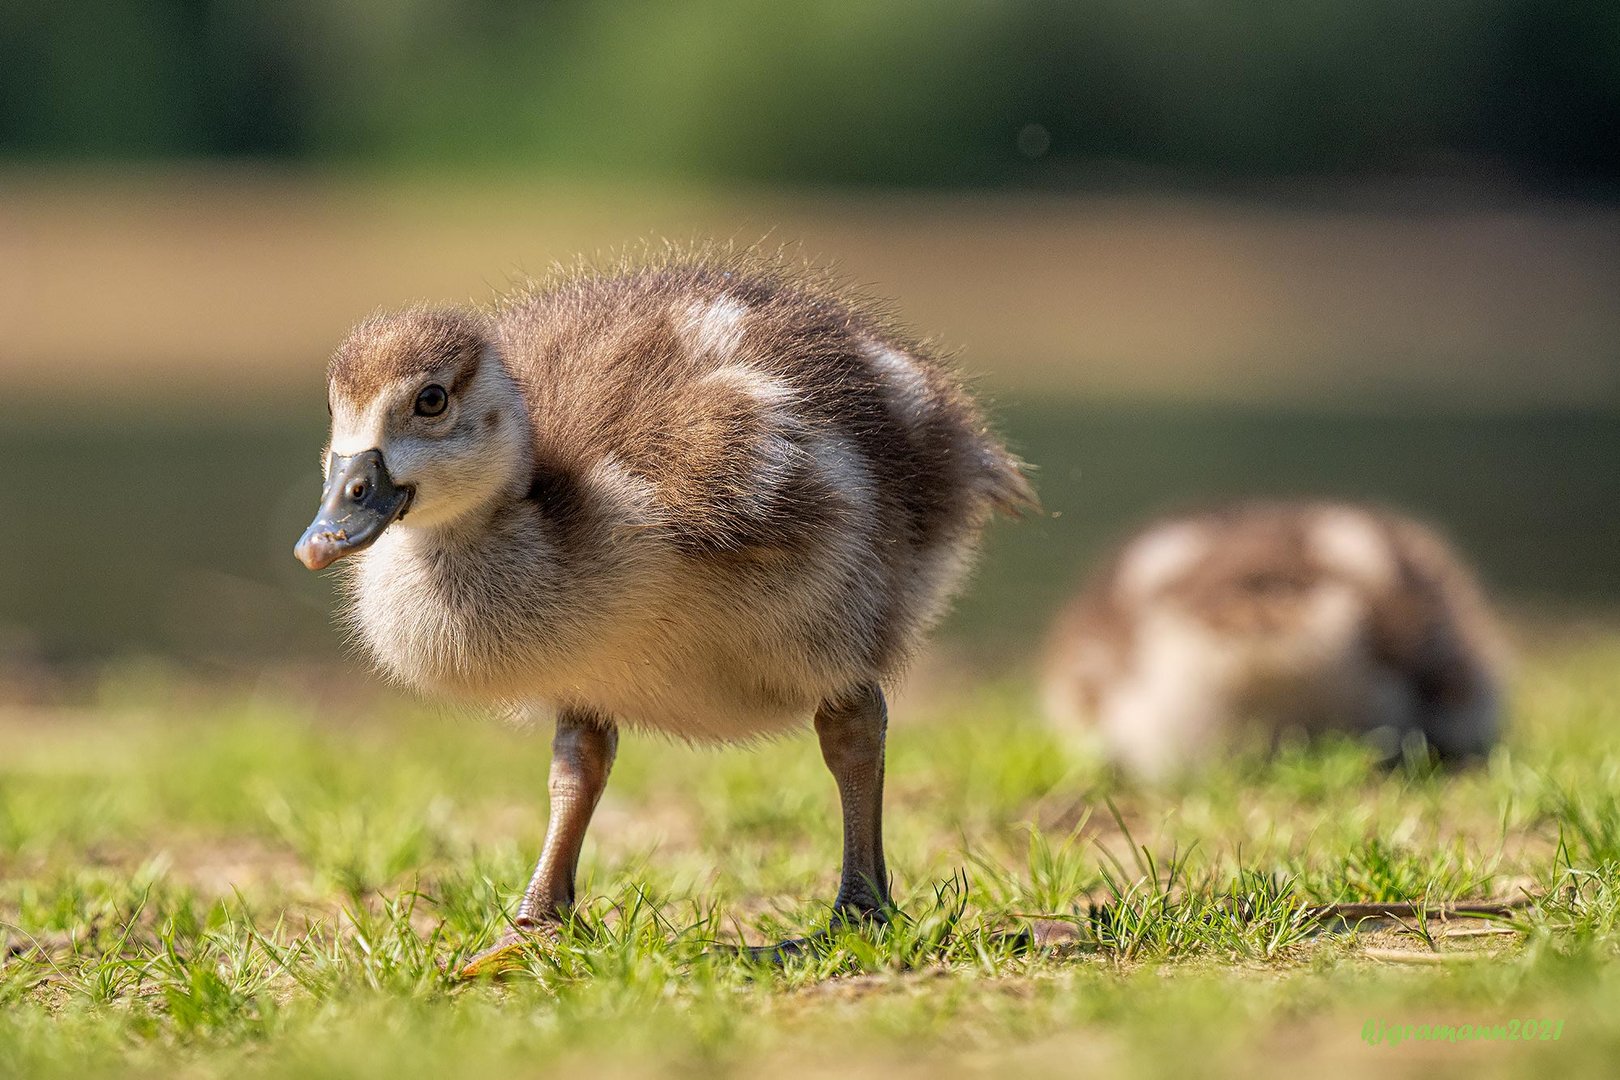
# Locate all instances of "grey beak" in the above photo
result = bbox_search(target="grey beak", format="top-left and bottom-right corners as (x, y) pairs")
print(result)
(294, 449), (413, 570)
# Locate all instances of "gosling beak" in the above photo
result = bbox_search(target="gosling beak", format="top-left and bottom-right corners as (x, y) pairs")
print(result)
(294, 449), (413, 570)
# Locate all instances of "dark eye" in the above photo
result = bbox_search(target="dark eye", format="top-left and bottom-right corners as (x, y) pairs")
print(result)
(414, 384), (448, 417)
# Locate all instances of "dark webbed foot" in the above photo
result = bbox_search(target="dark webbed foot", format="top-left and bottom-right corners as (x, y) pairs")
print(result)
(739, 906), (894, 965)
(737, 933), (818, 963)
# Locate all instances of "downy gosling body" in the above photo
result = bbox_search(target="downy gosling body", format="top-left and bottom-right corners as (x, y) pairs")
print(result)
(1043, 501), (1506, 780)
(295, 253), (1035, 970)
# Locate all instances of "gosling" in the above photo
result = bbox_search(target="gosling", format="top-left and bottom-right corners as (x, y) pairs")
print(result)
(294, 252), (1035, 970)
(1043, 501), (1506, 779)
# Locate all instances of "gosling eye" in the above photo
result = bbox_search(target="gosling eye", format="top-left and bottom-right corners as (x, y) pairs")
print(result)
(414, 384), (449, 417)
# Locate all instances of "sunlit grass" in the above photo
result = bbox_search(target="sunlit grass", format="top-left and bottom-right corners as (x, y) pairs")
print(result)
(2, 637), (1619, 1077)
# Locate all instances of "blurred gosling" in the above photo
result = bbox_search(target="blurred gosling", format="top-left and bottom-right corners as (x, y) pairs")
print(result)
(1043, 501), (1507, 779)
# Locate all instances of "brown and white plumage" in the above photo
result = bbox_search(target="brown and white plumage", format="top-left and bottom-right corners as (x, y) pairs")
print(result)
(300, 250), (1033, 968)
(326, 254), (1032, 740)
(1043, 501), (1506, 778)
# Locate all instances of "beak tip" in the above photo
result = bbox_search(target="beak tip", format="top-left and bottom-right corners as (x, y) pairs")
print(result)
(294, 534), (338, 571)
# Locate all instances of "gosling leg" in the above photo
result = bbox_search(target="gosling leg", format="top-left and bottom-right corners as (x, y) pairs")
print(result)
(459, 708), (617, 977)
(817, 682), (893, 919)
(747, 682), (893, 960)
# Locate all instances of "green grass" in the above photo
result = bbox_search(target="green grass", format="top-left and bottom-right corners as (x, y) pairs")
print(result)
(3, 639), (1620, 1078)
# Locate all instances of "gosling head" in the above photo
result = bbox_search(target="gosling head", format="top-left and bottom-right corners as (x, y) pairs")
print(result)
(295, 308), (530, 570)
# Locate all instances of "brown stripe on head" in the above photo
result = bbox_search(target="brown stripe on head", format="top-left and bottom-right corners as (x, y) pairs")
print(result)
(329, 307), (492, 405)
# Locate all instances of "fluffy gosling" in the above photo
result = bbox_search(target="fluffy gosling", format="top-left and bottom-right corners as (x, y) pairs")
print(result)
(294, 253), (1035, 970)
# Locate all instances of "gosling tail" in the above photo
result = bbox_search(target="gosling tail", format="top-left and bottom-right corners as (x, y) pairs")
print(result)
(977, 444), (1041, 519)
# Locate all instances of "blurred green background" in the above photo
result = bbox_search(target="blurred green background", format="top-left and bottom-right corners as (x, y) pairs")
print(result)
(5, 0), (1619, 186)
(1, 1), (1617, 685)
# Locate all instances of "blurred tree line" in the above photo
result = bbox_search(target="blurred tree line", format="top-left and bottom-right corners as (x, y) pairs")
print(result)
(2, 0), (1616, 187)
